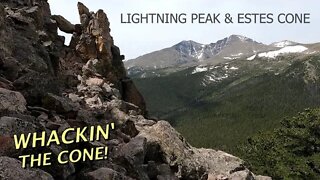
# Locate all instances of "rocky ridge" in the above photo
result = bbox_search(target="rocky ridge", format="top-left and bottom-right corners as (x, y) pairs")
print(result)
(0, 1), (270, 179)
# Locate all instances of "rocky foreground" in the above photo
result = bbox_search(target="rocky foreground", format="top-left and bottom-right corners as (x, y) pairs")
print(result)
(0, 0), (271, 179)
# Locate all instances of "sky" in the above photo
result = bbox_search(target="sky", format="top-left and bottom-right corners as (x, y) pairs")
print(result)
(48, 0), (320, 60)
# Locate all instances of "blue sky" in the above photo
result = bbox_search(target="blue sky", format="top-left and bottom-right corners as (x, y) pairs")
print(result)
(48, 0), (320, 59)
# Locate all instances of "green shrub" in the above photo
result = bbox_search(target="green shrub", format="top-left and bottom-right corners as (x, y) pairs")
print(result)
(240, 109), (320, 179)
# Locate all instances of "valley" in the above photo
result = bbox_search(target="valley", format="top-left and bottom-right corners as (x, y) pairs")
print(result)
(125, 35), (320, 154)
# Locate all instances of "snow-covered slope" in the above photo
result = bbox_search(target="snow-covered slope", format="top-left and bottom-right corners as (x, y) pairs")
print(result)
(258, 45), (308, 59)
(192, 66), (208, 74)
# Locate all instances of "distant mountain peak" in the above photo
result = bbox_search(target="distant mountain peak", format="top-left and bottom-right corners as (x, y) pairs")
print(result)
(174, 40), (202, 48)
(227, 34), (255, 43)
(229, 34), (248, 40)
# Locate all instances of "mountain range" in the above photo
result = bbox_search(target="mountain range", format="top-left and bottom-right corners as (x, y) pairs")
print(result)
(125, 35), (318, 78)
(125, 35), (320, 153)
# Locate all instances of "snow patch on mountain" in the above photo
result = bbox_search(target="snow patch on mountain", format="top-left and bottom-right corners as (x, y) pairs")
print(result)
(205, 73), (229, 83)
(258, 45), (308, 59)
(307, 51), (318, 55)
(237, 35), (249, 41)
(192, 66), (208, 74)
(224, 57), (238, 60)
(247, 54), (256, 61)
(230, 66), (239, 70)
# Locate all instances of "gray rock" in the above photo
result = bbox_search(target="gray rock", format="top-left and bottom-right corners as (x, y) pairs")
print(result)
(137, 121), (189, 166)
(68, 93), (82, 103)
(0, 116), (37, 136)
(0, 115), (37, 156)
(121, 120), (139, 137)
(255, 175), (273, 180)
(0, 77), (13, 90)
(44, 145), (76, 179)
(76, 109), (95, 124)
(102, 83), (113, 97)
(84, 167), (130, 180)
(24, 6), (44, 28)
(85, 77), (104, 86)
(156, 163), (178, 180)
(45, 121), (62, 130)
(113, 136), (149, 179)
(111, 107), (130, 125)
(114, 136), (147, 165)
(13, 72), (61, 106)
(1, 57), (21, 81)
(42, 93), (80, 115)
(85, 94), (103, 108)
(227, 170), (254, 180)
(0, 88), (27, 114)
(76, 34), (98, 61)
(0, 156), (54, 180)
(51, 15), (75, 34)
(7, 9), (33, 24)
(108, 99), (125, 110)
(0, 4), (4, 26)
(137, 120), (259, 179)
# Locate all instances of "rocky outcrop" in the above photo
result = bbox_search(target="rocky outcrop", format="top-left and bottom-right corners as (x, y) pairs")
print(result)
(0, 1), (271, 180)
(136, 120), (271, 179)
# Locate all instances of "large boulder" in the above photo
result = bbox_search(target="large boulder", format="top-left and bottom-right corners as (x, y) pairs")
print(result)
(113, 136), (147, 166)
(0, 116), (37, 157)
(0, 156), (54, 180)
(137, 120), (266, 179)
(42, 93), (80, 116)
(0, 116), (37, 136)
(13, 72), (61, 106)
(0, 88), (27, 114)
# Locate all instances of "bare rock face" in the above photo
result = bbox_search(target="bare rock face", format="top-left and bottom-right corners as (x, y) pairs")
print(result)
(0, 0), (65, 106)
(74, 3), (121, 81)
(0, 1), (271, 180)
